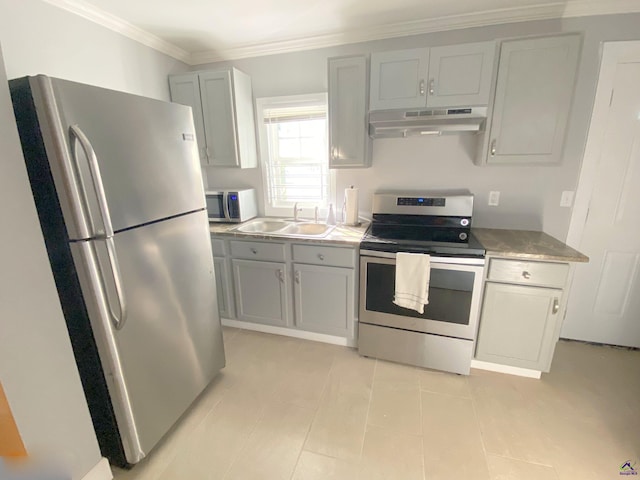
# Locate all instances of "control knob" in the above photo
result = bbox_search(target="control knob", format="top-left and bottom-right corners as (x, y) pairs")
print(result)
(459, 232), (468, 241)
(460, 218), (470, 227)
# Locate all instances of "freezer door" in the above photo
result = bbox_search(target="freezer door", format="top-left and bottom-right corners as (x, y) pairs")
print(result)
(71, 210), (225, 463)
(30, 75), (205, 239)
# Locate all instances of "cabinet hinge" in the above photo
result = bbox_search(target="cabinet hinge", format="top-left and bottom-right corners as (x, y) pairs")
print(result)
(609, 89), (615, 107)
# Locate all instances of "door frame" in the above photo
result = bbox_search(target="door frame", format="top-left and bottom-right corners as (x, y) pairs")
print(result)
(566, 41), (640, 247)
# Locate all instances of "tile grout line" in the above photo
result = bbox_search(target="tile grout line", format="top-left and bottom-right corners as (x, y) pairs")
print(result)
(419, 381), (427, 480)
(358, 357), (378, 459)
(469, 378), (493, 478)
(289, 346), (341, 479)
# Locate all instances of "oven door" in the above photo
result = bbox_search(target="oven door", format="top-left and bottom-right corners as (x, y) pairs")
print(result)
(359, 252), (485, 340)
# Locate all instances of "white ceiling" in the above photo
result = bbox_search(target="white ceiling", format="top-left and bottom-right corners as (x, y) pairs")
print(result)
(45, 0), (640, 64)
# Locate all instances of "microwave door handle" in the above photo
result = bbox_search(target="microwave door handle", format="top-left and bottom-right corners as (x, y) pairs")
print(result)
(223, 192), (231, 221)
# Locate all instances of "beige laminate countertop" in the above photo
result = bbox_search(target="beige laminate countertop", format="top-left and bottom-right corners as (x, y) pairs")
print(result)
(209, 219), (369, 246)
(473, 228), (589, 263)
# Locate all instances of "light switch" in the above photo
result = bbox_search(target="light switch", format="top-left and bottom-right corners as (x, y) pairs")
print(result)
(560, 190), (574, 207)
(488, 191), (500, 206)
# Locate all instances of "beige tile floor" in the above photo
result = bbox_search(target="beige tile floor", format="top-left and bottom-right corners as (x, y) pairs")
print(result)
(114, 327), (640, 480)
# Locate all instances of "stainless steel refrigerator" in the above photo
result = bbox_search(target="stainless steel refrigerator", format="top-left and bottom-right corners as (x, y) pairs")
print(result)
(10, 75), (226, 467)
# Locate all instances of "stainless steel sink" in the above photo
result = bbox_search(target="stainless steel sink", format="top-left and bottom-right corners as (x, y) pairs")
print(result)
(231, 218), (335, 238)
(280, 223), (334, 236)
(234, 219), (290, 233)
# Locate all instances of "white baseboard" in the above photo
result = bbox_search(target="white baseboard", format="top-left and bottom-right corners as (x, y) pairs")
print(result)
(81, 458), (112, 480)
(221, 319), (356, 347)
(471, 360), (542, 379)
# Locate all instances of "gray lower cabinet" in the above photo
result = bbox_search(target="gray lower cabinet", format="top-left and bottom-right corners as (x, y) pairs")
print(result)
(232, 258), (289, 327)
(475, 257), (569, 371)
(211, 235), (357, 340)
(293, 263), (355, 337)
(212, 257), (234, 318)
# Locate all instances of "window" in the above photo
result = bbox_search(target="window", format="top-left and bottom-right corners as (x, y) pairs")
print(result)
(256, 93), (333, 217)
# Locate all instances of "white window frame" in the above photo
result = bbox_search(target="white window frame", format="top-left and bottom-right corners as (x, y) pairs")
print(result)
(256, 93), (335, 218)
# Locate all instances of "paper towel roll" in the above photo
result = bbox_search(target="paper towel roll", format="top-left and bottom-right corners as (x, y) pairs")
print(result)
(344, 187), (359, 225)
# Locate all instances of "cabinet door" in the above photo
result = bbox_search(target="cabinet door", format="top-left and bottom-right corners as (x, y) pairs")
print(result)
(370, 48), (429, 110)
(169, 73), (208, 165)
(232, 259), (289, 326)
(199, 70), (240, 167)
(485, 34), (581, 164)
(328, 56), (371, 168)
(213, 257), (234, 319)
(475, 282), (562, 371)
(427, 42), (495, 107)
(293, 263), (354, 338)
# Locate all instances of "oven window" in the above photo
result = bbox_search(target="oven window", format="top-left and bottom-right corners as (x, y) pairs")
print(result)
(206, 195), (225, 219)
(366, 263), (474, 325)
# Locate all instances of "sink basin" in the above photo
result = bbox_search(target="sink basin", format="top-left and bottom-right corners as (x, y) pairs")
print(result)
(234, 219), (290, 233)
(281, 223), (335, 236)
(231, 218), (335, 238)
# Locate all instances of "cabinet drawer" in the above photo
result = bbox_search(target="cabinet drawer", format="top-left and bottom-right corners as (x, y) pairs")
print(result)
(210, 237), (226, 256)
(292, 244), (355, 268)
(488, 258), (569, 287)
(230, 240), (286, 262)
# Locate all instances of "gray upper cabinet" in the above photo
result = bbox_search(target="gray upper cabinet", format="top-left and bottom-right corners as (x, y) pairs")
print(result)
(169, 68), (258, 168)
(478, 34), (581, 165)
(369, 42), (495, 111)
(426, 42), (496, 108)
(328, 55), (371, 168)
(370, 48), (429, 110)
(168, 74), (207, 163)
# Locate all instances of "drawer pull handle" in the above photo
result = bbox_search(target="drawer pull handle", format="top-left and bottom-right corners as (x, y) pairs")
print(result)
(552, 298), (560, 314)
(318, 254), (325, 261)
(522, 271), (531, 279)
(276, 269), (284, 283)
(250, 248), (257, 254)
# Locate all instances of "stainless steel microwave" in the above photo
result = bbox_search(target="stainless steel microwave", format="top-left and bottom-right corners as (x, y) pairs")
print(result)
(205, 188), (258, 223)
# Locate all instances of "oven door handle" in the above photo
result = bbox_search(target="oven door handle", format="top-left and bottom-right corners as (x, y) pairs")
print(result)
(360, 250), (485, 266)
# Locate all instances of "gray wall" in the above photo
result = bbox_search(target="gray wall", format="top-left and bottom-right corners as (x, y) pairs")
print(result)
(0, 0), (189, 100)
(199, 13), (640, 242)
(0, 44), (103, 480)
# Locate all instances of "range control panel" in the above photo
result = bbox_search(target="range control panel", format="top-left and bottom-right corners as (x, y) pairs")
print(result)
(396, 197), (446, 207)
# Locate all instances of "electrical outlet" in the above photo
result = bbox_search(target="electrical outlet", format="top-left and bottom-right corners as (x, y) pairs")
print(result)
(488, 191), (500, 206)
(560, 190), (574, 207)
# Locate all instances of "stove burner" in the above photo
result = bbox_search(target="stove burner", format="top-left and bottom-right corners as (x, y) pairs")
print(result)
(361, 191), (485, 258)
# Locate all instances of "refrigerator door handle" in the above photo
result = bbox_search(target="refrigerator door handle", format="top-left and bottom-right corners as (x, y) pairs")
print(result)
(71, 125), (127, 329)
(69, 124), (114, 237)
(223, 191), (231, 221)
(104, 237), (128, 330)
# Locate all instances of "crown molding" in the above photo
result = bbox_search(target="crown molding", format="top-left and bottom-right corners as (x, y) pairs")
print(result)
(42, 0), (191, 64)
(191, 0), (640, 64)
(44, 0), (640, 66)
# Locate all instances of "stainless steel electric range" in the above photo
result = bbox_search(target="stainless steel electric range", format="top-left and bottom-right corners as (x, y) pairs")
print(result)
(358, 190), (485, 375)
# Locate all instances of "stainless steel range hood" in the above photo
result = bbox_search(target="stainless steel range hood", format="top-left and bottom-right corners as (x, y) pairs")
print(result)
(368, 107), (487, 138)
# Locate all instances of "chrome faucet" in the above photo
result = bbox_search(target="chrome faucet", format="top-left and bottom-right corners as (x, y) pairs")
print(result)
(314, 206), (319, 223)
(293, 202), (302, 222)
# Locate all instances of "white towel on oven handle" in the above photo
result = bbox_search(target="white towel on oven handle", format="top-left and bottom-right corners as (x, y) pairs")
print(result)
(393, 252), (431, 314)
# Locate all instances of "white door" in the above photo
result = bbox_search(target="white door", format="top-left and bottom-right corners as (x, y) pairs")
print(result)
(563, 42), (640, 347)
